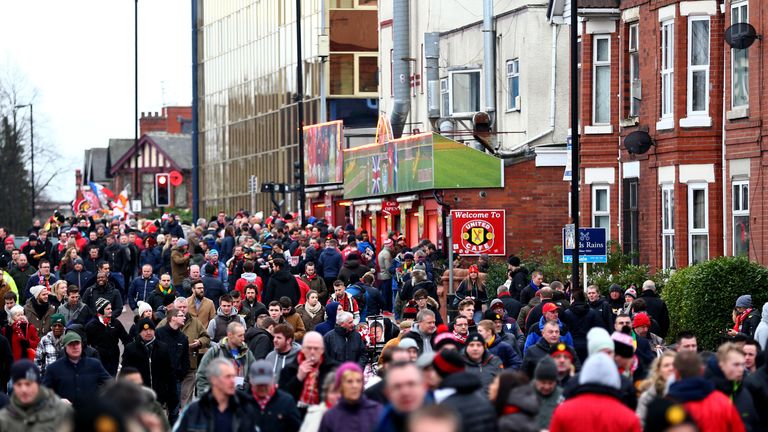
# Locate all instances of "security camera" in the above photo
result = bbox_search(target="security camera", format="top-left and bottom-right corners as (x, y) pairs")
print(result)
(479, 191), (487, 198)
(453, 196), (460, 203)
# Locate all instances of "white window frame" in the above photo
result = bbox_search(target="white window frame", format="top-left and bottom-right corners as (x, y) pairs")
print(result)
(592, 35), (611, 125)
(661, 184), (675, 269)
(731, 1), (749, 109)
(732, 180), (750, 256)
(686, 16), (710, 117)
(447, 69), (482, 117)
(628, 23), (640, 118)
(506, 59), (520, 112)
(687, 183), (709, 265)
(592, 185), (611, 237)
(660, 20), (675, 120)
(440, 78), (449, 117)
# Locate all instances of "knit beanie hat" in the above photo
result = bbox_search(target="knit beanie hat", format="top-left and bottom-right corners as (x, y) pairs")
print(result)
(550, 342), (574, 361)
(11, 359), (40, 383)
(432, 349), (466, 377)
(632, 312), (651, 329)
(578, 352), (620, 390)
(436, 324), (450, 335)
(402, 301), (418, 320)
(137, 301), (153, 318)
(95, 297), (111, 315)
(736, 295), (752, 309)
(644, 397), (696, 432)
(399, 337), (419, 351)
(609, 284), (622, 294)
(534, 356), (558, 382)
(30, 285), (48, 299)
(334, 362), (362, 388)
(434, 332), (462, 351)
(466, 333), (486, 346)
(624, 288), (637, 299)
(611, 331), (635, 359)
(587, 327), (614, 356)
(50, 313), (66, 327)
(137, 317), (156, 331)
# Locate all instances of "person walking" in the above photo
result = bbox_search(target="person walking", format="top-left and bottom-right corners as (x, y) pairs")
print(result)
(318, 362), (382, 432)
(0, 360), (74, 431)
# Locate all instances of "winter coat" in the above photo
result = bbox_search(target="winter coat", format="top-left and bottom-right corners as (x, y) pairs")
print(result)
(519, 281), (541, 307)
(704, 356), (757, 431)
(265, 342), (301, 379)
(187, 294), (216, 328)
(157, 312), (210, 370)
(498, 385), (540, 432)
(562, 301), (602, 363)
(24, 273), (59, 302)
(3, 321), (39, 361)
(63, 269), (93, 289)
(550, 389), (641, 432)
(463, 349), (503, 394)
(23, 299), (55, 334)
(315, 301), (339, 336)
(279, 354), (339, 404)
(0, 385), (73, 432)
(155, 324), (191, 378)
(170, 247), (190, 287)
(498, 292), (523, 324)
(9, 265), (36, 301)
(175, 390), (260, 432)
(739, 308), (763, 340)
(296, 303), (325, 331)
(587, 297), (612, 330)
(523, 317), (574, 355)
(638, 290), (670, 338)
(667, 377), (746, 432)
(317, 247), (343, 279)
(487, 334), (522, 370)
(207, 306), (246, 343)
(300, 274), (328, 304)
(245, 326), (273, 361)
(196, 338), (255, 394)
(139, 246), (162, 274)
(263, 268), (301, 306)
(534, 385), (562, 430)
(0, 332), (12, 390)
(121, 338), (179, 406)
(508, 267), (529, 300)
(201, 274), (227, 308)
(440, 372), (498, 432)
(318, 396), (382, 432)
(56, 301), (92, 326)
(323, 325), (368, 369)
(745, 361), (768, 430)
(84, 317), (129, 376)
(128, 275), (159, 310)
(42, 356), (112, 409)
(251, 389), (302, 432)
(455, 279), (487, 312)
(201, 261), (229, 290)
(337, 256), (371, 286)
(145, 286), (178, 312)
(517, 297), (541, 334)
(81, 281), (123, 319)
(284, 310), (307, 341)
(754, 303), (768, 351)
(522, 337), (580, 380)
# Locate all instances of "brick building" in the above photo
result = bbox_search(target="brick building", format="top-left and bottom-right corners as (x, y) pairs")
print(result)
(549, 0), (764, 271)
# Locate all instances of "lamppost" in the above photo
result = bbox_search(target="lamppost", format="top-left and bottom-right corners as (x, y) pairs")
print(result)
(134, 0), (140, 202)
(14, 103), (34, 219)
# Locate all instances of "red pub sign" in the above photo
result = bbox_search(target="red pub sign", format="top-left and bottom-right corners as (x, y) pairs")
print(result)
(382, 200), (400, 215)
(451, 209), (506, 256)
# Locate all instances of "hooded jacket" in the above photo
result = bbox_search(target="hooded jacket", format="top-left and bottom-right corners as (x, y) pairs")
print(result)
(265, 341), (301, 379)
(551, 353), (641, 432)
(638, 289), (670, 338)
(315, 301), (339, 336)
(318, 396), (382, 432)
(754, 303), (768, 351)
(498, 384), (540, 432)
(317, 247), (342, 279)
(0, 385), (74, 432)
(440, 372), (499, 432)
(263, 268), (301, 306)
(323, 325), (368, 369)
(562, 300), (602, 362)
(337, 255), (371, 286)
(667, 376), (745, 432)
(463, 348), (503, 394)
(206, 306), (246, 343)
(704, 356), (757, 431)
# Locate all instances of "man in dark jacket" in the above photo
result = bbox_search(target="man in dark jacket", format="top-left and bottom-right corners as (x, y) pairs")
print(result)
(432, 350), (498, 432)
(263, 258), (300, 306)
(121, 317), (179, 411)
(745, 349), (768, 429)
(248, 360), (301, 432)
(245, 316), (276, 360)
(322, 311), (368, 369)
(562, 291), (603, 363)
(63, 258), (92, 289)
(337, 252), (370, 286)
(145, 273), (178, 312)
(522, 321), (580, 379)
(202, 264), (227, 308)
(43, 331), (112, 409)
(638, 280), (670, 338)
(103, 235), (128, 280)
(496, 285), (523, 323)
(317, 239), (342, 288)
(128, 264), (159, 311)
(586, 285), (611, 330)
(81, 271), (124, 319)
(519, 270), (544, 306)
(507, 256), (529, 300)
(155, 306), (192, 386)
(279, 331), (339, 408)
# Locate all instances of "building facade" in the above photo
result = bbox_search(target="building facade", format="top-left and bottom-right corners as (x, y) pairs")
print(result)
(195, 0), (379, 218)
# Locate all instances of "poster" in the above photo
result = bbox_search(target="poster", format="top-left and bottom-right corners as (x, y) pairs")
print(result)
(450, 209), (506, 256)
(304, 120), (343, 185)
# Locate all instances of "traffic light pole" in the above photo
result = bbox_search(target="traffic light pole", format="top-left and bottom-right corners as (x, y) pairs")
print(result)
(570, 0), (581, 291)
(295, 0), (306, 225)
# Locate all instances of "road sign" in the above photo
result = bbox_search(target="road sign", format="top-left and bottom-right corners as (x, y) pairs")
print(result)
(131, 200), (142, 213)
(450, 209), (506, 256)
(563, 227), (607, 263)
(169, 170), (183, 187)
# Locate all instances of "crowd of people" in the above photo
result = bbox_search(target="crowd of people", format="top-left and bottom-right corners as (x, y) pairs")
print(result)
(0, 210), (764, 431)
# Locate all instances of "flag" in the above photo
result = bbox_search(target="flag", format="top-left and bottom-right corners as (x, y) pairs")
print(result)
(89, 182), (116, 202)
(371, 155), (381, 194)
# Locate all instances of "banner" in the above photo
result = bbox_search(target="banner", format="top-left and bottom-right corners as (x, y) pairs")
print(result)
(304, 120), (344, 185)
(450, 209), (506, 256)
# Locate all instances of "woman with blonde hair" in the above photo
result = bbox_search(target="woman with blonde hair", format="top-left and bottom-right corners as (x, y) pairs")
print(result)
(636, 350), (677, 426)
(48, 280), (69, 309)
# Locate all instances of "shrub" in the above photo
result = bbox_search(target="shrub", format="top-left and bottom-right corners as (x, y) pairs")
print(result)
(484, 259), (508, 299)
(662, 256), (768, 350)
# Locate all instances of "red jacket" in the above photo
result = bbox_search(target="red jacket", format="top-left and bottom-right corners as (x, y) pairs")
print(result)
(550, 393), (641, 432)
(683, 391), (745, 432)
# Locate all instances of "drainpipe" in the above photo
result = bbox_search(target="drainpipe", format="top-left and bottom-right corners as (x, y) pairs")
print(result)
(483, 0), (496, 124)
(425, 32), (440, 124)
(722, 40), (728, 256)
(390, 0), (410, 139)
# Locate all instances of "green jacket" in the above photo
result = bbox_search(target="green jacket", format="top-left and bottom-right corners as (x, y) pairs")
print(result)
(0, 386), (74, 432)
(195, 337), (255, 394)
(535, 385), (563, 430)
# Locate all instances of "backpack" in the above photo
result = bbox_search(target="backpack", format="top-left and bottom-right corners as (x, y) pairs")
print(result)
(345, 283), (367, 318)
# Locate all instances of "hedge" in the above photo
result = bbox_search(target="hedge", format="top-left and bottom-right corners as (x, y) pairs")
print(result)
(662, 256), (768, 350)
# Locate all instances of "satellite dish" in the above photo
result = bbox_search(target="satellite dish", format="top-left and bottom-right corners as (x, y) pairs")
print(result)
(725, 23), (760, 49)
(624, 131), (654, 154)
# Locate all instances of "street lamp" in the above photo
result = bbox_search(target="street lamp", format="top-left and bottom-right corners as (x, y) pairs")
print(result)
(14, 103), (34, 219)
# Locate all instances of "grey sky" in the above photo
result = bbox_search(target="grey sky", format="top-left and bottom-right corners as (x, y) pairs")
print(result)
(0, 0), (191, 202)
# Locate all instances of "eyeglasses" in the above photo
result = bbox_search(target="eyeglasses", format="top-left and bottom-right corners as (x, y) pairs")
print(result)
(454, 323), (468, 327)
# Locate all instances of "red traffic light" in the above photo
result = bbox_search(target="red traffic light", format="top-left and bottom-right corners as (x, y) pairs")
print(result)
(158, 175), (167, 185)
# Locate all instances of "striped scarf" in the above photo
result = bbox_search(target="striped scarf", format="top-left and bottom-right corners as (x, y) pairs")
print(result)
(297, 352), (323, 406)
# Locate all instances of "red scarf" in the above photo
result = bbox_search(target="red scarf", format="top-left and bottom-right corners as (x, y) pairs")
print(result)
(251, 385), (276, 411)
(734, 308), (753, 332)
(297, 351), (323, 406)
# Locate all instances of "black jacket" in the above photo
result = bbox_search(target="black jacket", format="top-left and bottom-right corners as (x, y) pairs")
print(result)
(104, 243), (128, 274)
(509, 267), (529, 300)
(245, 326), (273, 360)
(638, 290), (670, 338)
(250, 389), (301, 432)
(279, 355), (339, 403)
(337, 256), (371, 286)
(146, 287), (178, 312)
(323, 325), (368, 369)
(440, 372), (499, 432)
(745, 362), (768, 429)
(175, 390), (259, 432)
(81, 282), (124, 319)
(587, 297), (612, 331)
(85, 318), (130, 376)
(121, 338), (179, 407)
(263, 268), (301, 306)
(739, 309), (762, 340)
(499, 293), (523, 323)
(155, 324), (191, 380)
(562, 301), (602, 363)
(42, 356), (112, 409)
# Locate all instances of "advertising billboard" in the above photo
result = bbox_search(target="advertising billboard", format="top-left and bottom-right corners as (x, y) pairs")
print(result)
(450, 209), (506, 256)
(304, 120), (343, 185)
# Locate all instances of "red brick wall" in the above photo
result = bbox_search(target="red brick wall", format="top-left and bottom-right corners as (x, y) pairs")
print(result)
(139, 106), (192, 135)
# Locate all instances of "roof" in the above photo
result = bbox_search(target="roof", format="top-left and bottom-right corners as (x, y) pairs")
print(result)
(580, 0), (619, 7)
(548, 0), (620, 21)
(84, 147), (110, 183)
(149, 133), (192, 170)
(108, 138), (135, 170)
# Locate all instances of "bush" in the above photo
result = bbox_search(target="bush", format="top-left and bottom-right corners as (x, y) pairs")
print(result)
(485, 259), (509, 299)
(662, 256), (768, 350)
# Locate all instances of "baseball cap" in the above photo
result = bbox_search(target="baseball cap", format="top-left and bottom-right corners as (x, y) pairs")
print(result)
(249, 360), (275, 385)
(542, 303), (560, 314)
(62, 331), (82, 346)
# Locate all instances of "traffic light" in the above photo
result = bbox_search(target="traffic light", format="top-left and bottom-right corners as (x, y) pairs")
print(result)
(155, 173), (171, 207)
(293, 160), (302, 183)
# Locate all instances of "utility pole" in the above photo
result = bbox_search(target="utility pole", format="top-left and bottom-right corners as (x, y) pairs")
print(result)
(570, 0), (580, 290)
(295, 0), (306, 225)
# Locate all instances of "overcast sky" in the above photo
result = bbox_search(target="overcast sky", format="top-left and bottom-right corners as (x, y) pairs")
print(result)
(0, 0), (192, 201)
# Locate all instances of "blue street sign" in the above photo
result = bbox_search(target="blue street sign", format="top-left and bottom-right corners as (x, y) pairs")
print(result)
(563, 227), (608, 263)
